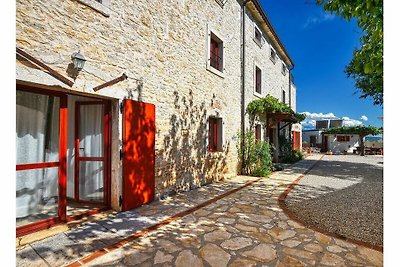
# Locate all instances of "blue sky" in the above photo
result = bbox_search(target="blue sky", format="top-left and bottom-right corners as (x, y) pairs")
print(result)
(259, 0), (383, 130)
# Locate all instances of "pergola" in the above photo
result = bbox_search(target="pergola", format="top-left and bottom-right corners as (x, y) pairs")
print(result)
(266, 112), (300, 162)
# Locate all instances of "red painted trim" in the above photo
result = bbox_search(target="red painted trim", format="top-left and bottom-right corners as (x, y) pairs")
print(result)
(77, 157), (105, 161)
(74, 102), (80, 201)
(16, 162), (59, 171)
(16, 207), (110, 238)
(16, 217), (62, 237)
(74, 101), (110, 206)
(65, 206), (109, 222)
(59, 95), (68, 221)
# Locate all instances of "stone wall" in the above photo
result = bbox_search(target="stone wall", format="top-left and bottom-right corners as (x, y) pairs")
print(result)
(242, 8), (294, 138)
(16, 0), (296, 209)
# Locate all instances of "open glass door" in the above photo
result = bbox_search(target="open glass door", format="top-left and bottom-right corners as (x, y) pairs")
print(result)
(75, 102), (106, 204)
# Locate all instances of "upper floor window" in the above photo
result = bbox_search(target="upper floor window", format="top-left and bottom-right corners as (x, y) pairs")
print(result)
(255, 124), (262, 141)
(281, 63), (287, 76)
(282, 90), (286, 103)
(254, 26), (262, 46)
(270, 47), (277, 64)
(208, 117), (223, 152)
(209, 33), (223, 72)
(255, 66), (262, 95)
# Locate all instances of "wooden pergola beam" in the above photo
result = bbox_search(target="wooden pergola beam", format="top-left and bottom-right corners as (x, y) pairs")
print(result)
(16, 47), (74, 87)
(93, 73), (128, 92)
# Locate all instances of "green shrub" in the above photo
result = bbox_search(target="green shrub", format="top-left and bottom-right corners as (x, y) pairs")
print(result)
(281, 149), (304, 164)
(237, 131), (272, 177)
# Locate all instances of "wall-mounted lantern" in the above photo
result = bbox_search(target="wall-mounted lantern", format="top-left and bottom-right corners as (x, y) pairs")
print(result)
(71, 51), (86, 71)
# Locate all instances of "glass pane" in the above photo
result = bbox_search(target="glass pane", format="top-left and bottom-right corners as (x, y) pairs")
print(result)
(16, 91), (60, 164)
(79, 104), (104, 157)
(79, 161), (104, 202)
(16, 167), (58, 227)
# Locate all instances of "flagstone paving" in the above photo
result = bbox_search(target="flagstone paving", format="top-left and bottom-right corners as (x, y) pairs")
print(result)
(16, 154), (383, 266)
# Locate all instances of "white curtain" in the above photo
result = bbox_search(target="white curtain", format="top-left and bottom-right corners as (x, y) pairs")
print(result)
(16, 91), (59, 220)
(78, 104), (104, 202)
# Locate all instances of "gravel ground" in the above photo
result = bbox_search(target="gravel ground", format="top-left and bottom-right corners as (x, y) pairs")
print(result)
(285, 154), (383, 246)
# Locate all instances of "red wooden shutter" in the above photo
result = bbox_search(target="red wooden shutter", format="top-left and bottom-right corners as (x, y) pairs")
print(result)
(209, 118), (218, 152)
(122, 99), (155, 211)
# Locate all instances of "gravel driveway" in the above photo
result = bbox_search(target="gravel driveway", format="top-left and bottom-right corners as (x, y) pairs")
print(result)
(285, 154), (383, 246)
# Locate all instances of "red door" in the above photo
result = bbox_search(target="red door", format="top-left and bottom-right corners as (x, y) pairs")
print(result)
(122, 99), (155, 211)
(75, 101), (109, 205)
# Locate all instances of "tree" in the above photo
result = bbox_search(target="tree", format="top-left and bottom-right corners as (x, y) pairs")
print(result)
(324, 125), (383, 156)
(317, 0), (383, 105)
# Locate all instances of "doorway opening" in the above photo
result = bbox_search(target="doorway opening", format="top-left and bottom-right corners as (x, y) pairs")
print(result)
(16, 85), (111, 236)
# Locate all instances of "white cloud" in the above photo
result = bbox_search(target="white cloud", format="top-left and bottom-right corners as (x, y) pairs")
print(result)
(360, 115), (368, 121)
(342, 118), (363, 127)
(300, 111), (364, 130)
(302, 112), (336, 120)
(303, 13), (335, 29)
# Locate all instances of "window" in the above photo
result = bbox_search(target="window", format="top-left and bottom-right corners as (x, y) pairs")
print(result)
(254, 26), (262, 46)
(208, 117), (223, 152)
(281, 63), (287, 75)
(337, 135), (350, 142)
(282, 90), (286, 103)
(255, 66), (262, 95)
(209, 33), (223, 72)
(270, 47), (276, 64)
(255, 124), (262, 141)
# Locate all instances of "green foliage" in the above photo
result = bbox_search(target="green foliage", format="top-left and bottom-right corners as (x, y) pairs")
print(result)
(237, 130), (272, 177)
(246, 95), (306, 124)
(281, 150), (305, 164)
(317, 0), (383, 105)
(278, 135), (292, 157)
(324, 125), (383, 137)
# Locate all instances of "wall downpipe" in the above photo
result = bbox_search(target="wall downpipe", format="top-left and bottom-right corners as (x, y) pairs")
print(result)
(240, 0), (250, 175)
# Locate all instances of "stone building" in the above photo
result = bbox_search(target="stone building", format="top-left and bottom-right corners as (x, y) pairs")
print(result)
(16, 0), (299, 236)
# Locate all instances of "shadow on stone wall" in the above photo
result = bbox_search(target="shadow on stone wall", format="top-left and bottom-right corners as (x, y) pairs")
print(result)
(155, 89), (230, 198)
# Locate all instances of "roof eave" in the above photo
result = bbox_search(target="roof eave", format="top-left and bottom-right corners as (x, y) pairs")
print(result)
(247, 0), (295, 68)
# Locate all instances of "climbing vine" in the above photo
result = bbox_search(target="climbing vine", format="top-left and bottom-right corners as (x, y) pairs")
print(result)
(246, 95), (306, 124)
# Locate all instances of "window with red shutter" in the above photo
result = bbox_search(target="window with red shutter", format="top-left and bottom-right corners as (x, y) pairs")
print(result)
(255, 67), (262, 94)
(208, 117), (223, 152)
(209, 34), (223, 72)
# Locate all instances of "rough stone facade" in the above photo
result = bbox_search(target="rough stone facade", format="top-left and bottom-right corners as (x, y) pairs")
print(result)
(16, 0), (297, 211)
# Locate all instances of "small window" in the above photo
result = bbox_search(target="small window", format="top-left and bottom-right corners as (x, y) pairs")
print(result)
(270, 48), (276, 64)
(254, 27), (262, 46)
(281, 63), (287, 75)
(209, 117), (223, 152)
(337, 135), (350, 142)
(255, 124), (262, 141)
(209, 33), (223, 72)
(255, 66), (262, 94)
(282, 90), (286, 103)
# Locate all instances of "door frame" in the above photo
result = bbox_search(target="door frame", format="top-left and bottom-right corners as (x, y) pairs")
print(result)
(74, 101), (110, 206)
(16, 84), (111, 237)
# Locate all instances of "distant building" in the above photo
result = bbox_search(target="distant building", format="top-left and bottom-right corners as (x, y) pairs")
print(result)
(303, 119), (359, 153)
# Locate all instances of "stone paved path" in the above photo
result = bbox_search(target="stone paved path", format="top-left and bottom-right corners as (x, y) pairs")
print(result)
(16, 154), (383, 266)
